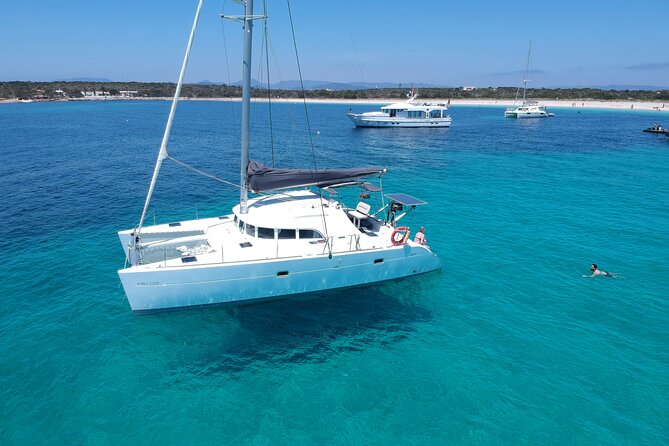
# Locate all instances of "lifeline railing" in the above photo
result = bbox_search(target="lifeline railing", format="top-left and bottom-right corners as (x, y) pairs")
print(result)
(137, 230), (401, 268)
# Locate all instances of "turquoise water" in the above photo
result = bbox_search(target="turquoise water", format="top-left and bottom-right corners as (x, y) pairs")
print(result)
(1, 101), (667, 445)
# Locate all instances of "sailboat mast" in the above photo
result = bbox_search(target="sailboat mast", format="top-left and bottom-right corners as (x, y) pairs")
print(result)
(522, 40), (532, 102)
(239, 0), (254, 214)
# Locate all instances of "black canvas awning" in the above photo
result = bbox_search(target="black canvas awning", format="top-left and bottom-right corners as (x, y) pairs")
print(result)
(247, 160), (386, 193)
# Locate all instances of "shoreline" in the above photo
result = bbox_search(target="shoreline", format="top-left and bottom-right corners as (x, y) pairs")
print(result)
(1, 96), (667, 112)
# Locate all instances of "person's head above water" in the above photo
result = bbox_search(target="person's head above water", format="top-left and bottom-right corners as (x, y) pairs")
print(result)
(591, 264), (598, 271)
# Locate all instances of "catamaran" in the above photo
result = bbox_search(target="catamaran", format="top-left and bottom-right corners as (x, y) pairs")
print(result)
(347, 90), (452, 128)
(117, 0), (442, 314)
(504, 41), (555, 119)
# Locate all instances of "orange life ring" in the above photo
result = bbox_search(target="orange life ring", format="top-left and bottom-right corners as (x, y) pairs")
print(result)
(391, 226), (409, 246)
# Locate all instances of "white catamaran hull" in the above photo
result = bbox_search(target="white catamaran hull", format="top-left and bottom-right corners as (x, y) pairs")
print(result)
(119, 244), (441, 313)
(504, 110), (549, 119)
(347, 113), (452, 128)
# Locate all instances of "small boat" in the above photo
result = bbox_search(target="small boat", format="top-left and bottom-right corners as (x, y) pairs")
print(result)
(642, 124), (669, 134)
(347, 90), (452, 128)
(504, 41), (554, 119)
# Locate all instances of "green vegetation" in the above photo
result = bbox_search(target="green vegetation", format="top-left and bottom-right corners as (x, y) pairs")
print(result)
(1, 81), (668, 102)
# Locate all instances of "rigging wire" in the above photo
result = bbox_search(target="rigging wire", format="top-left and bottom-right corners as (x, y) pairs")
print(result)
(251, 6), (272, 166)
(263, 0), (276, 167)
(285, 0), (331, 256)
(167, 155), (241, 189)
(340, 0), (366, 85)
(250, 1), (276, 167)
(220, 1), (240, 136)
(285, 0), (317, 168)
(264, 31), (298, 168)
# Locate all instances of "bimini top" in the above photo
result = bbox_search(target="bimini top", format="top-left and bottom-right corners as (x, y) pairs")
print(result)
(247, 160), (386, 193)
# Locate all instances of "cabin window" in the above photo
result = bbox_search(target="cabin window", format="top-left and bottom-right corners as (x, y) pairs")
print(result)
(299, 229), (324, 239)
(277, 229), (296, 239)
(234, 215), (238, 224)
(258, 227), (275, 239)
(246, 224), (256, 237)
(408, 111), (423, 118)
(238, 219), (244, 231)
(430, 110), (441, 118)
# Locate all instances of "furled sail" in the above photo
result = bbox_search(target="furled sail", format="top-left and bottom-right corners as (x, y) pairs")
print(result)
(247, 160), (386, 193)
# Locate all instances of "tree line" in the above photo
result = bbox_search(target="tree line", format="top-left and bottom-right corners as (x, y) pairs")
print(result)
(2, 81), (668, 102)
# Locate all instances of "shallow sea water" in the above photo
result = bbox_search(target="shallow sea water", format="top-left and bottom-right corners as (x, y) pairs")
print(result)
(0, 100), (667, 445)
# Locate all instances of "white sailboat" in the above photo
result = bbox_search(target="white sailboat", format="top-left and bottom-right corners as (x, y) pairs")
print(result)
(117, 0), (442, 314)
(504, 41), (555, 119)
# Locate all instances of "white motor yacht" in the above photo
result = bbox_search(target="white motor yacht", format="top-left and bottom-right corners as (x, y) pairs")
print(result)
(347, 91), (452, 128)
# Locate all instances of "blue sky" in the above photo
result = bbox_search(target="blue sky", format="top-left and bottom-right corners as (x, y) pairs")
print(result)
(1, 0), (668, 88)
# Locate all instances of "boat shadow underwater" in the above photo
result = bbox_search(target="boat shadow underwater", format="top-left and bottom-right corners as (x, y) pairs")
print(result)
(157, 280), (436, 377)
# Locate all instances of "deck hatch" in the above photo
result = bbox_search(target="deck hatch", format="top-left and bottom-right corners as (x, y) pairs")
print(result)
(239, 242), (252, 248)
(374, 258), (384, 264)
(277, 271), (289, 277)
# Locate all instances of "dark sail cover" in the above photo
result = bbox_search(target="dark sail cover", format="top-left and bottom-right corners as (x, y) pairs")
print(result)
(247, 160), (386, 193)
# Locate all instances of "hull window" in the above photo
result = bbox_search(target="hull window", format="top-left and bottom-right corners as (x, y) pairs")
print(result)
(258, 227), (275, 239)
(278, 229), (296, 239)
(299, 229), (324, 239)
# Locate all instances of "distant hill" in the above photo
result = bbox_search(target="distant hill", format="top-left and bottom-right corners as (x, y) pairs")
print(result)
(41, 78), (668, 91)
(220, 79), (443, 90)
(275, 80), (445, 90)
(58, 77), (113, 82)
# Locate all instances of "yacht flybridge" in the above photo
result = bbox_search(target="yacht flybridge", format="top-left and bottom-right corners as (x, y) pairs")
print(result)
(347, 90), (452, 128)
(117, 0), (441, 314)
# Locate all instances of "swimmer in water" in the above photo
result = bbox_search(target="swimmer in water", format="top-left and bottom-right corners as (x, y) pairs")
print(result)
(584, 263), (612, 278)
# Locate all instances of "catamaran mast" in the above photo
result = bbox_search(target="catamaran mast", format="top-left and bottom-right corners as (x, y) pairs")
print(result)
(522, 40), (532, 102)
(239, 0), (254, 214)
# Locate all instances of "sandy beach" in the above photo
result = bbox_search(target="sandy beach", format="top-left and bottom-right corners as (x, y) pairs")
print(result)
(448, 98), (669, 112)
(2, 96), (668, 112)
(184, 97), (669, 112)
